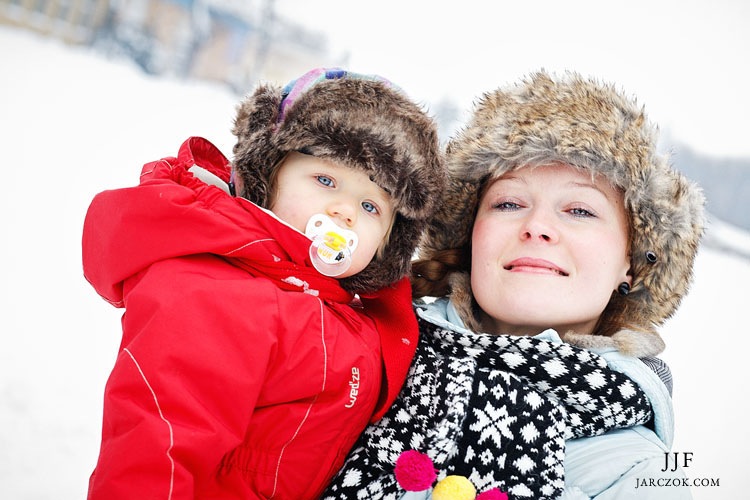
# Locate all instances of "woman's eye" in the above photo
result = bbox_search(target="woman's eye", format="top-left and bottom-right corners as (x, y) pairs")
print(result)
(316, 175), (334, 187)
(362, 201), (379, 215)
(569, 207), (595, 218)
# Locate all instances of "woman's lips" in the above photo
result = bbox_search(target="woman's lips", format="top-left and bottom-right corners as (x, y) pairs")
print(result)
(504, 257), (569, 276)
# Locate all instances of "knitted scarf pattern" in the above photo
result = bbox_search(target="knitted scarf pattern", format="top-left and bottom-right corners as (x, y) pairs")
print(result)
(323, 317), (653, 499)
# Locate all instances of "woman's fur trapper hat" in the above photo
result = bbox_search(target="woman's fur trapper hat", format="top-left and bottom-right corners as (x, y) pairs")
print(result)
(421, 71), (705, 355)
(231, 68), (444, 294)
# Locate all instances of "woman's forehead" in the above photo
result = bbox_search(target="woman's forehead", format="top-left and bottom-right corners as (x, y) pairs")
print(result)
(488, 163), (622, 196)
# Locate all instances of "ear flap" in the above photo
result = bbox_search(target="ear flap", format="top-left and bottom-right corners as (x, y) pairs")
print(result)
(231, 84), (286, 206)
(232, 84), (284, 153)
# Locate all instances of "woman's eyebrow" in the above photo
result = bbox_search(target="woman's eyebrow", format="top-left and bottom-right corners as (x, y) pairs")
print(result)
(567, 181), (612, 201)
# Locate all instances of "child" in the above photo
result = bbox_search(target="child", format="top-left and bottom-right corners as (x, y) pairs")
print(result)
(82, 68), (443, 499)
(323, 71), (703, 499)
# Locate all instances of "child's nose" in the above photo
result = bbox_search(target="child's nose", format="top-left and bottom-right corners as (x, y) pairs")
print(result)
(327, 201), (357, 227)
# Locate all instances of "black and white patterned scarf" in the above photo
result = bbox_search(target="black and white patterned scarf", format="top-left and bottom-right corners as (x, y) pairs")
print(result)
(323, 316), (653, 499)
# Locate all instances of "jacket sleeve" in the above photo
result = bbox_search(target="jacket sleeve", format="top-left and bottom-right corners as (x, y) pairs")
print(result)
(88, 259), (278, 499)
(562, 426), (693, 499)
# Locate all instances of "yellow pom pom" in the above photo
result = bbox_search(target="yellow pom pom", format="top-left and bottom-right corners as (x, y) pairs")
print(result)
(431, 475), (476, 500)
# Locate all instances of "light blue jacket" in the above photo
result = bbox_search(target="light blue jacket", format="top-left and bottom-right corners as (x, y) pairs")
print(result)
(407, 298), (692, 500)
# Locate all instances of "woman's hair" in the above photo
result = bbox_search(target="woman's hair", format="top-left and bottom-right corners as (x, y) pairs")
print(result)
(411, 248), (469, 299)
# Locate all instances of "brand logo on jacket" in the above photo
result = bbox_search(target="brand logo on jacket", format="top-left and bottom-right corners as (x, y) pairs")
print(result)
(345, 367), (360, 408)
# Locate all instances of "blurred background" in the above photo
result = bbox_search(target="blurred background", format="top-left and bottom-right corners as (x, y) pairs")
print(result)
(1, 0), (748, 498)
(3, 0), (749, 230)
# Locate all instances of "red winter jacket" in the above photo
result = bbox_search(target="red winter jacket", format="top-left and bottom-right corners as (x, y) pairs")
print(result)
(82, 137), (418, 499)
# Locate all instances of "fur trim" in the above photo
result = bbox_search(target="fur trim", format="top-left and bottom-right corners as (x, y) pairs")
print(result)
(424, 71), (705, 336)
(561, 330), (666, 357)
(231, 71), (444, 294)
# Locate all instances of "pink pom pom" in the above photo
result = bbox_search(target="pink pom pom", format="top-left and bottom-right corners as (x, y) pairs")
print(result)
(476, 488), (509, 500)
(394, 450), (437, 491)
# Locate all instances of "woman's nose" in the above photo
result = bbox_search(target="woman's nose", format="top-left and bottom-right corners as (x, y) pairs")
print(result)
(520, 208), (559, 243)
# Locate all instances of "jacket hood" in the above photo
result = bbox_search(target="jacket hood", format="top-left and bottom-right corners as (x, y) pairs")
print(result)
(421, 71), (705, 338)
(82, 137), (347, 306)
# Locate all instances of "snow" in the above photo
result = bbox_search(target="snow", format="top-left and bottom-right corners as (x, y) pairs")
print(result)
(1, 27), (237, 499)
(2, 25), (749, 499)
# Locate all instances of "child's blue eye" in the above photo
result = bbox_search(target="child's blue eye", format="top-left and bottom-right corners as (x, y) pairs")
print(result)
(492, 201), (521, 211)
(362, 201), (379, 214)
(316, 175), (334, 187)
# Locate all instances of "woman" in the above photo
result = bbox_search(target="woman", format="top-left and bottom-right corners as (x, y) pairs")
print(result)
(323, 71), (704, 499)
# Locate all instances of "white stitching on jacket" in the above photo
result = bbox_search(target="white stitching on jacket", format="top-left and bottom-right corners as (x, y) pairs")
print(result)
(123, 348), (175, 499)
(223, 238), (275, 255)
(270, 298), (327, 498)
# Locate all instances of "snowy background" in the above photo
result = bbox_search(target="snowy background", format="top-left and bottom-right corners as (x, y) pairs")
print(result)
(2, 1), (750, 497)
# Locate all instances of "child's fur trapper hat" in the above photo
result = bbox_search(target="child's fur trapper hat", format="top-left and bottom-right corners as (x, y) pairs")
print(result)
(231, 68), (444, 294)
(420, 71), (705, 356)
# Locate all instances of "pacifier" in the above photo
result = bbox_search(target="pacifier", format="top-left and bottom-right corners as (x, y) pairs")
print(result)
(305, 214), (359, 277)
